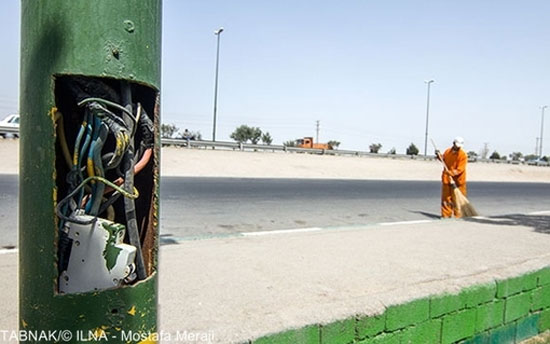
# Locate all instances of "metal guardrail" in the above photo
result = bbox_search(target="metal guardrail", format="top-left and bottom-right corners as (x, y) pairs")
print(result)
(162, 137), (432, 160)
(2, 125), (547, 166)
(162, 138), (550, 166)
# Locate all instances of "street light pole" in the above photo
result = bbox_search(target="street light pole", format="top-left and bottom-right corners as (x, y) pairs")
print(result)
(540, 105), (548, 159)
(424, 80), (435, 156)
(212, 27), (224, 142)
(316, 120), (320, 143)
(20, 0), (161, 337)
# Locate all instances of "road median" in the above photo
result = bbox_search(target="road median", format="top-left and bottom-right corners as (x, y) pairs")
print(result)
(2, 140), (550, 182)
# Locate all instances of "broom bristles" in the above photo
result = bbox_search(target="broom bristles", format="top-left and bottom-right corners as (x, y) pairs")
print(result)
(452, 188), (479, 217)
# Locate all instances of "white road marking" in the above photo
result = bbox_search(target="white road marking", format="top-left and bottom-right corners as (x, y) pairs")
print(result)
(378, 220), (433, 226)
(528, 211), (550, 215)
(242, 219), (437, 236)
(242, 227), (323, 236)
(0, 248), (17, 255)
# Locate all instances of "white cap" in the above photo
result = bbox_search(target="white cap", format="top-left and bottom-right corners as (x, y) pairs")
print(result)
(453, 136), (464, 148)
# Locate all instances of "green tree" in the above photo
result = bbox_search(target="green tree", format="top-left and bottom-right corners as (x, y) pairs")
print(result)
(369, 143), (382, 153)
(489, 151), (500, 160)
(230, 125), (252, 143)
(388, 147), (396, 155)
(261, 132), (273, 145)
(161, 123), (179, 138)
(327, 140), (340, 149)
(509, 152), (523, 161)
(406, 143), (419, 156)
(250, 127), (262, 144)
(230, 125), (263, 144)
(283, 140), (296, 147)
(467, 151), (478, 161)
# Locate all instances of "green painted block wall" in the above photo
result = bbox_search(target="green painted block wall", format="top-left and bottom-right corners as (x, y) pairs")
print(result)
(357, 314), (385, 339)
(461, 331), (490, 344)
(359, 332), (401, 344)
(385, 298), (430, 331)
(442, 308), (476, 344)
(497, 273), (538, 298)
(538, 268), (550, 286)
(538, 309), (550, 332)
(400, 319), (441, 344)
(461, 283), (496, 308)
(320, 318), (355, 344)
(475, 300), (504, 332)
(431, 293), (463, 318)
(516, 314), (540, 342)
(505, 292), (532, 323)
(532, 285), (550, 311)
(489, 322), (516, 344)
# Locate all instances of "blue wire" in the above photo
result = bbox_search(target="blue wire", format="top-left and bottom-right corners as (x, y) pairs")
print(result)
(77, 112), (94, 206)
(85, 116), (102, 214)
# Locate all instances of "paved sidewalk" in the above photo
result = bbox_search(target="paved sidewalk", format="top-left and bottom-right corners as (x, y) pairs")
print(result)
(2, 216), (550, 343)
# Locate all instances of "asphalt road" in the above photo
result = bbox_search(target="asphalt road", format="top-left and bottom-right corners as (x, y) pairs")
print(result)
(1, 175), (549, 246)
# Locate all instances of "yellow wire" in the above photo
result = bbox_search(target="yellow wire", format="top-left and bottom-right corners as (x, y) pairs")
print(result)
(87, 156), (95, 184)
(54, 110), (73, 169)
(79, 176), (139, 199)
(73, 118), (88, 166)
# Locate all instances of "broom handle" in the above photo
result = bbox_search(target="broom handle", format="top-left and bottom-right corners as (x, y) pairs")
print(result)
(430, 139), (457, 186)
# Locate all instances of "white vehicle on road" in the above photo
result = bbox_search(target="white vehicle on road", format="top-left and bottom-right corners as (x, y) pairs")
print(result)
(0, 114), (19, 138)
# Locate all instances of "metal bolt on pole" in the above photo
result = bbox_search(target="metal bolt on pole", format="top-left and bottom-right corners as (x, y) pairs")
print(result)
(20, 1), (161, 342)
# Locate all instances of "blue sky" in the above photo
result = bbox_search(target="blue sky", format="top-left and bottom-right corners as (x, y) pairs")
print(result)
(2, 1), (550, 156)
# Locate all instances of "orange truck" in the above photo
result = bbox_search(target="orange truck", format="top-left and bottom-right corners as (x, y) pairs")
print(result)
(296, 137), (333, 150)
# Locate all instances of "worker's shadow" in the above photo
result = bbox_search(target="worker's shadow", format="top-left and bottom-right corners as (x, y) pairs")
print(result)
(410, 211), (442, 220)
(464, 214), (550, 234)
(410, 211), (550, 234)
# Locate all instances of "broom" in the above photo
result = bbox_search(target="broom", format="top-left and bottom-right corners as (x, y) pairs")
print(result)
(431, 139), (478, 217)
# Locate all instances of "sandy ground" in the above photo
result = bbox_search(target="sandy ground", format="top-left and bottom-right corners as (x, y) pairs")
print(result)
(2, 139), (550, 182)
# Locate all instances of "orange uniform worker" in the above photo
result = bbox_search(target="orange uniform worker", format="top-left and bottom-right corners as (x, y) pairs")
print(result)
(437, 137), (468, 218)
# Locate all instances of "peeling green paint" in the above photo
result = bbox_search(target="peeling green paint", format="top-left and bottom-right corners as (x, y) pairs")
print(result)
(101, 222), (124, 271)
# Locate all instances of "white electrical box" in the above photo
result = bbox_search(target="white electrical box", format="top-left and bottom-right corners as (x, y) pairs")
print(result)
(59, 215), (136, 294)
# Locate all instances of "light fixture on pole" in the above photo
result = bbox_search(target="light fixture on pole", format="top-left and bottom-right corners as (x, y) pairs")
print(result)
(540, 105), (548, 159)
(424, 79), (435, 156)
(212, 27), (224, 142)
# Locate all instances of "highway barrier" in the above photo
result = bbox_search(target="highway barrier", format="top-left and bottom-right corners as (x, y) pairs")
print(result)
(3, 125), (547, 166)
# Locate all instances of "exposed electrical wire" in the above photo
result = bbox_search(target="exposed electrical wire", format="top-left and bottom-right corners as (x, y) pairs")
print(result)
(56, 79), (155, 285)
(56, 175), (139, 225)
(78, 97), (137, 128)
(54, 110), (73, 168)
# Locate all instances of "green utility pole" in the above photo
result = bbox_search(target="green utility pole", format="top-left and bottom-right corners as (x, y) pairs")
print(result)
(20, 1), (161, 343)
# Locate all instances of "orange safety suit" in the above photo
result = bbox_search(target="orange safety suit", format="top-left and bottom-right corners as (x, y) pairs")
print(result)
(440, 147), (468, 218)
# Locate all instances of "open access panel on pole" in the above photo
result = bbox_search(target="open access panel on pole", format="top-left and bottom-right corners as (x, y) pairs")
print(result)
(20, 1), (161, 342)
